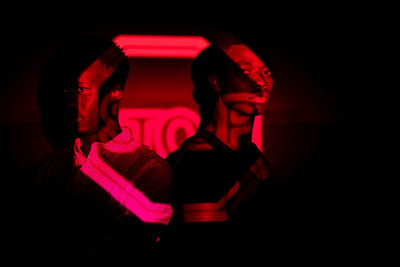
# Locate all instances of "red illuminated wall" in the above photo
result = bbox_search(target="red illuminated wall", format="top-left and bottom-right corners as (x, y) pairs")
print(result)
(114, 35), (263, 158)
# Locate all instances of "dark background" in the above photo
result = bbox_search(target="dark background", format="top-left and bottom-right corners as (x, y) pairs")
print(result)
(1, 10), (376, 257)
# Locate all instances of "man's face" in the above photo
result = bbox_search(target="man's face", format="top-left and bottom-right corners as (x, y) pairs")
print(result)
(61, 48), (123, 136)
(220, 44), (273, 116)
(63, 81), (99, 136)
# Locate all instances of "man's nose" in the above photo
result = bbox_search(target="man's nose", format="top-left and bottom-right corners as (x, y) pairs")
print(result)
(254, 82), (268, 95)
(64, 93), (78, 108)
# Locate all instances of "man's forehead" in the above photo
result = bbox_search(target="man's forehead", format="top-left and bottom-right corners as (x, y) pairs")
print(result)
(212, 33), (274, 94)
(213, 33), (269, 70)
(224, 43), (266, 69)
(78, 45), (125, 84)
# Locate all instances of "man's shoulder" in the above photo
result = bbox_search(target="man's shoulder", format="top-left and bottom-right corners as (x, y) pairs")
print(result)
(39, 148), (72, 164)
(30, 148), (72, 176)
(133, 145), (170, 168)
(127, 145), (172, 203)
(166, 135), (215, 167)
(127, 145), (172, 180)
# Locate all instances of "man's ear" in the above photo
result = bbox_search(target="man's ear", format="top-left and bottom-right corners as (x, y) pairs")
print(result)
(111, 87), (123, 101)
(209, 74), (221, 93)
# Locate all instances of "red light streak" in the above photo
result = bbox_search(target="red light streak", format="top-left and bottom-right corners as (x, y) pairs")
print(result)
(113, 35), (210, 58)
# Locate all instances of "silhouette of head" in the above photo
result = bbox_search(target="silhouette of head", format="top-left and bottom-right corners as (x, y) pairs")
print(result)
(38, 36), (129, 150)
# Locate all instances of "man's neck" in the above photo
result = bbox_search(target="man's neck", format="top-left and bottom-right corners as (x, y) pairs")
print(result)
(79, 122), (122, 157)
(204, 98), (255, 151)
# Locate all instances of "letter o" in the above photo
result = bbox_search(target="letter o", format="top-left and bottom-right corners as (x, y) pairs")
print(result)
(164, 117), (197, 153)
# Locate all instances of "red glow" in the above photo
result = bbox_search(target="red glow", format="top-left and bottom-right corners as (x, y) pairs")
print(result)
(113, 35), (210, 58)
(114, 35), (264, 157)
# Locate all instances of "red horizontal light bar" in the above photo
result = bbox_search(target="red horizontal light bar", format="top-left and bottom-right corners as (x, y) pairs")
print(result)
(113, 35), (210, 58)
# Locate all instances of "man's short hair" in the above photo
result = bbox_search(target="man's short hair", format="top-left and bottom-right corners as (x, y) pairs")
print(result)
(38, 35), (129, 101)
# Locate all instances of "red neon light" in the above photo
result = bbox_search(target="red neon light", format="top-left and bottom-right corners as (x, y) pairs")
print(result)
(113, 35), (210, 58)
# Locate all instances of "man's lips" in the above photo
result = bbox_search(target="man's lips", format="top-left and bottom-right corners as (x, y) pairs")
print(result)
(222, 93), (267, 104)
(66, 113), (84, 123)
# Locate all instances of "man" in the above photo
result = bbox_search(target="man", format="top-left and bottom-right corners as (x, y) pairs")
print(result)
(27, 36), (172, 256)
(166, 33), (276, 250)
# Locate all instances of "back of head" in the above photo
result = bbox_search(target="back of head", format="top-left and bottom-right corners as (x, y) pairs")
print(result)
(192, 44), (232, 129)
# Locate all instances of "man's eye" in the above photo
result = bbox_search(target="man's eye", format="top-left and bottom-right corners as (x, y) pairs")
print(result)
(237, 68), (250, 76)
(77, 87), (88, 93)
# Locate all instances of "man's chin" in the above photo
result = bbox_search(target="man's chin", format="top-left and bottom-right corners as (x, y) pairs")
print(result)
(74, 125), (98, 137)
(231, 103), (265, 116)
(76, 130), (96, 137)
